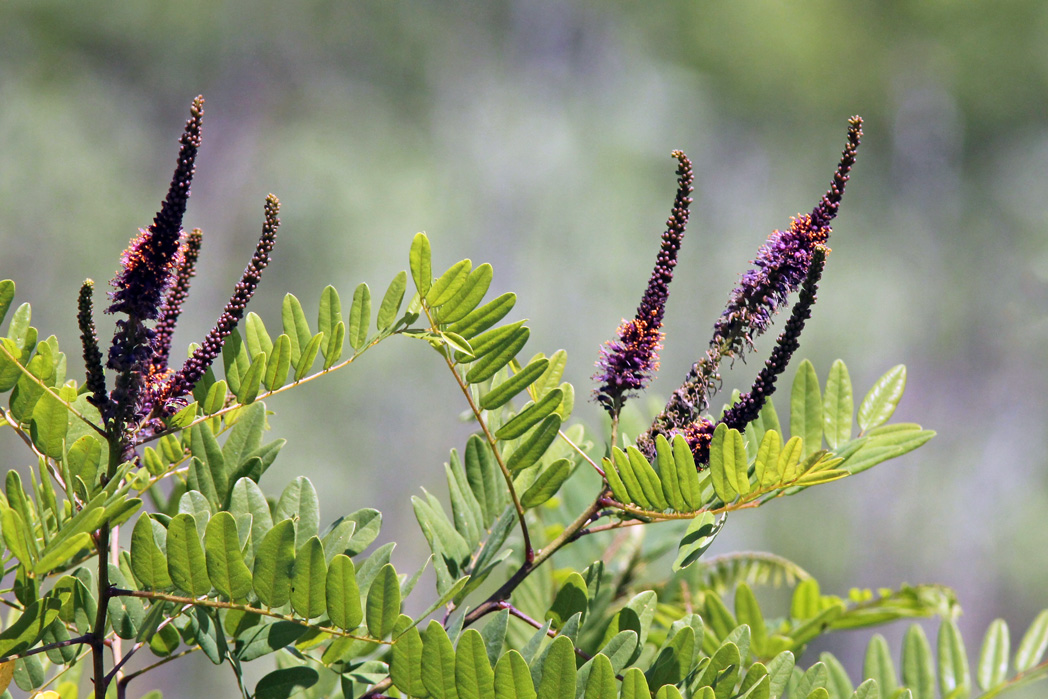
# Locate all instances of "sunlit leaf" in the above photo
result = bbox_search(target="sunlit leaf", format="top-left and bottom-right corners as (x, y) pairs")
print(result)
(326, 555), (363, 631)
(456, 628), (496, 699)
(349, 282), (372, 350)
(673, 512), (726, 571)
(494, 649), (536, 699)
(253, 519), (297, 608)
(204, 512), (253, 601)
(377, 271), (408, 332)
(791, 359), (823, 458)
(166, 513), (210, 597)
(858, 365), (906, 433)
(977, 619), (1010, 691)
(438, 263), (493, 325)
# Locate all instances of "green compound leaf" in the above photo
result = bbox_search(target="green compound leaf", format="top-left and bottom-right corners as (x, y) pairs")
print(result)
(791, 359), (823, 458)
(377, 270), (408, 332)
(291, 536), (327, 620)
(204, 512), (253, 601)
(349, 282), (372, 351)
(253, 519), (297, 608)
(438, 262), (493, 325)
(366, 563), (401, 640)
(456, 628), (496, 699)
(494, 649), (536, 699)
(823, 359), (854, 449)
(858, 364), (907, 433)
(427, 259), (472, 307)
(536, 635), (576, 699)
(326, 554), (362, 631)
(410, 232), (433, 296)
(978, 619), (1010, 691)
(166, 513), (210, 597)
(673, 511), (726, 571)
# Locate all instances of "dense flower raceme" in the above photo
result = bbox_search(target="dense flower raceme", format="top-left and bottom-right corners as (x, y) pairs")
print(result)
(77, 95), (282, 435)
(592, 150), (693, 415)
(630, 117), (861, 466)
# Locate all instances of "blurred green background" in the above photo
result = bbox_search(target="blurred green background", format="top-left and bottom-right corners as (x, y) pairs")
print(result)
(3, 0), (1048, 695)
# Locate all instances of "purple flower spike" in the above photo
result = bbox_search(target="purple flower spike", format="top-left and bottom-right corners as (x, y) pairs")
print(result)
(162, 194), (280, 407)
(592, 150), (693, 415)
(107, 96), (204, 322)
(643, 118), (862, 450)
(151, 227), (203, 375)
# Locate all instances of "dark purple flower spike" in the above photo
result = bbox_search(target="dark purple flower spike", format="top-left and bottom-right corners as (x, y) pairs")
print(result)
(77, 280), (109, 413)
(642, 118), (862, 455)
(160, 195), (280, 409)
(592, 150), (693, 416)
(150, 227), (203, 377)
(105, 96), (204, 431)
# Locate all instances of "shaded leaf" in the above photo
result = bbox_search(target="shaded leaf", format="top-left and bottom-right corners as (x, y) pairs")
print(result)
(291, 536), (327, 620)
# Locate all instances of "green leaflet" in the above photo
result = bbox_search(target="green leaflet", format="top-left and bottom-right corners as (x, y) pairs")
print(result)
(291, 536), (327, 620)
(222, 329), (251, 396)
(581, 653), (616, 699)
(446, 455), (484, 547)
(204, 512), (253, 601)
(413, 493), (472, 570)
(840, 426), (935, 476)
(754, 430), (783, 490)
(410, 233), (433, 297)
(392, 619), (427, 696)
(673, 512), (726, 571)
(767, 651), (796, 699)
(506, 415), (562, 474)
(520, 458), (572, 509)
(264, 334), (292, 391)
(670, 434), (703, 510)
(902, 625), (935, 699)
(822, 652), (855, 698)
(253, 519), (297, 608)
(366, 563), (401, 639)
(481, 357), (549, 411)
(823, 359), (854, 449)
(349, 282), (372, 350)
(937, 619), (971, 699)
(655, 686), (685, 699)
(602, 456), (630, 505)
(447, 292), (517, 340)
(646, 625), (695, 688)
(29, 389), (68, 459)
(274, 476), (320, 548)
(343, 507), (383, 555)
(237, 353), (266, 404)
(735, 583), (768, 655)
(0, 597), (62, 658)
(709, 423), (748, 502)
(620, 667), (650, 699)
(1016, 610), (1048, 672)
(323, 322), (345, 368)
(456, 628), (496, 699)
(465, 326), (531, 384)
(858, 365), (906, 433)
(318, 284), (342, 346)
(546, 571), (588, 629)
(977, 619), (1009, 691)
(438, 263), (493, 325)
(655, 435), (686, 512)
(281, 293), (313, 368)
(0, 279), (13, 327)
(33, 532), (92, 576)
(254, 667), (319, 699)
(495, 388), (563, 440)
(536, 635), (576, 699)
(327, 555), (363, 630)
(377, 270), (408, 332)
(427, 259), (472, 307)
(166, 513), (211, 597)
(627, 445), (669, 510)
(792, 661), (828, 698)
(852, 679), (880, 699)
(494, 649), (536, 699)
(611, 447), (650, 509)
(422, 619), (458, 699)
(230, 477), (274, 560)
(294, 332), (324, 380)
(130, 514), (172, 590)
(791, 359), (823, 458)
(245, 312), (274, 359)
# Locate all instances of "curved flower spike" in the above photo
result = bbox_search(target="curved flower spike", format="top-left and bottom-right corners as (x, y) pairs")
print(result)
(161, 195), (280, 408)
(592, 150), (693, 415)
(151, 227), (203, 375)
(646, 117), (861, 448)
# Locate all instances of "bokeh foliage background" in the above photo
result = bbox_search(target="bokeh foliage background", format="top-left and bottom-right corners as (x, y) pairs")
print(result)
(2, 1), (1048, 695)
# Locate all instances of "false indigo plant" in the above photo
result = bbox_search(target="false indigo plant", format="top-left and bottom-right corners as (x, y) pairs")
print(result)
(0, 98), (1045, 699)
